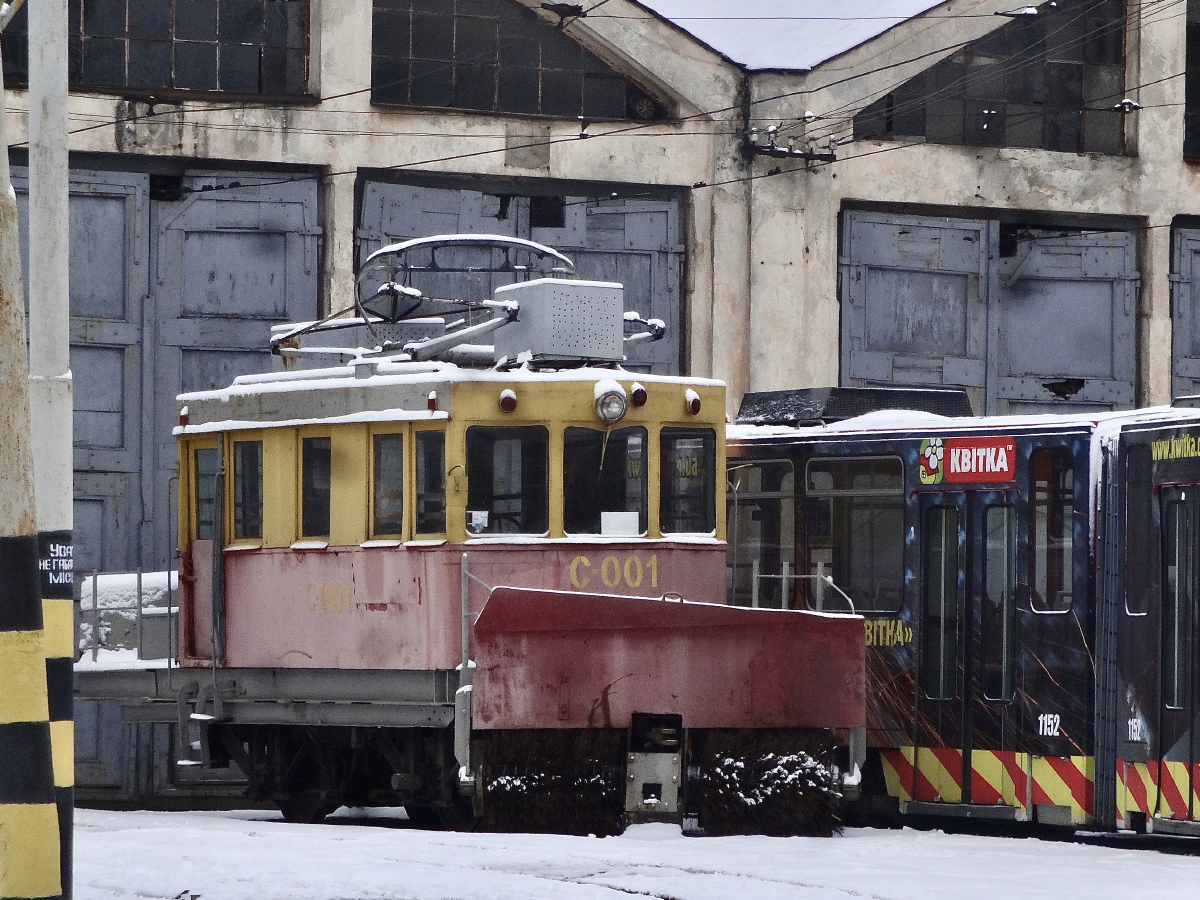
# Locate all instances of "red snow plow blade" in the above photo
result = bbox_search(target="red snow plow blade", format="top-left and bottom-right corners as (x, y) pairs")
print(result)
(471, 587), (865, 731)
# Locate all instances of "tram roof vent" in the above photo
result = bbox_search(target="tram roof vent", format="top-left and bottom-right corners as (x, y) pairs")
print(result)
(736, 387), (975, 426)
(493, 278), (624, 365)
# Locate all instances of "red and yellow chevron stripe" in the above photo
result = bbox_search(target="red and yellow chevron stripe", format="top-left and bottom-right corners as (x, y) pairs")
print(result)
(880, 747), (1093, 821)
(1117, 759), (1200, 822)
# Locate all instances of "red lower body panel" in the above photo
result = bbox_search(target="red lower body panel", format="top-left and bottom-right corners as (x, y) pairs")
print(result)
(472, 586), (865, 731)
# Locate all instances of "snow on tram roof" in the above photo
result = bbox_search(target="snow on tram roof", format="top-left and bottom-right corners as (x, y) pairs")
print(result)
(727, 405), (1200, 441)
(179, 359), (723, 406)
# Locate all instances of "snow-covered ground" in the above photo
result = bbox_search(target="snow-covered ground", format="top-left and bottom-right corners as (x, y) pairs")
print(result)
(75, 808), (1200, 899)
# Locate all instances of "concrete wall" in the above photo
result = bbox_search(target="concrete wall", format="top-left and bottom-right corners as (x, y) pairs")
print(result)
(736, 0), (1195, 410)
(5, 0), (1194, 414)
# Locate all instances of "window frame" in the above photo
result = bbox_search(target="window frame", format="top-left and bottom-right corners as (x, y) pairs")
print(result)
(229, 431), (265, 545)
(297, 428), (332, 540)
(1029, 447), (1076, 615)
(414, 425), (448, 538)
(464, 423), (551, 537)
(1, 0), (312, 99)
(803, 454), (906, 615)
(562, 423), (649, 537)
(369, 429), (407, 541)
(187, 437), (220, 543)
(659, 426), (717, 536)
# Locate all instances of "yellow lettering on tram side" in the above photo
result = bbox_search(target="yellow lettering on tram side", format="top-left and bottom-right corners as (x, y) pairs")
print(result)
(570, 555), (592, 589)
(567, 553), (659, 590)
(306, 582), (354, 615)
(864, 619), (914, 647)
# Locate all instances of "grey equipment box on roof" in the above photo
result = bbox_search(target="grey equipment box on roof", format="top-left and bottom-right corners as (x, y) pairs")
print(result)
(494, 278), (624, 365)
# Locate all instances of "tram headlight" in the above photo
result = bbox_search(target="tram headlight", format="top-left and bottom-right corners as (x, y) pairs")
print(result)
(594, 379), (628, 425)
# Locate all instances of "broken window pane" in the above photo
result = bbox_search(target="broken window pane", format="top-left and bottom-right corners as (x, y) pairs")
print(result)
(220, 0), (263, 44)
(220, 42), (260, 93)
(128, 39), (171, 87)
(82, 38), (126, 86)
(177, 0), (219, 41)
(175, 41), (219, 91)
(129, 0), (170, 40)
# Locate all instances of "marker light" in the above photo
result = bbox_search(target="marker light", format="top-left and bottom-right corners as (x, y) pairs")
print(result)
(630, 382), (647, 407)
(685, 389), (701, 416)
(499, 389), (517, 413)
(427, 391), (437, 411)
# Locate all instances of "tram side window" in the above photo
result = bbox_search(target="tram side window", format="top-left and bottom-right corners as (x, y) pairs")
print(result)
(1125, 444), (1153, 615)
(301, 437), (332, 538)
(466, 426), (549, 534)
(923, 505), (959, 700)
(233, 440), (263, 540)
(804, 456), (904, 613)
(194, 447), (219, 541)
(981, 504), (1016, 701)
(1030, 449), (1074, 613)
(727, 460), (795, 609)
(660, 428), (716, 533)
(1164, 499), (1188, 709)
(373, 434), (404, 536)
(563, 426), (648, 535)
(416, 431), (446, 534)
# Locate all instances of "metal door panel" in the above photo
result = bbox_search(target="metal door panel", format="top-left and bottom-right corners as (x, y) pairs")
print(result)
(14, 168), (149, 572)
(841, 212), (989, 409)
(999, 281), (1115, 378)
(842, 212), (1137, 416)
(993, 231), (1136, 413)
(180, 348), (273, 394)
(1172, 229), (1200, 398)
(151, 173), (320, 568)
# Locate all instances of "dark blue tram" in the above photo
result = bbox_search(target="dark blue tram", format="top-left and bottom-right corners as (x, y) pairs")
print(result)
(726, 388), (1200, 832)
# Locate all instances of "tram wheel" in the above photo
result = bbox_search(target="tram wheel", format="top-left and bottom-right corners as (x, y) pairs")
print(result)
(477, 729), (625, 836)
(691, 729), (840, 837)
(278, 790), (338, 824)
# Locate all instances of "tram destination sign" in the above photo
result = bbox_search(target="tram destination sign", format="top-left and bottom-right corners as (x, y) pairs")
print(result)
(919, 436), (1016, 486)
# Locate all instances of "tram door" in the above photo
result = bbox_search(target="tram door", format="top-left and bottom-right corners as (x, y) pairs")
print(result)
(915, 490), (1018, 806)
(1156, 486), (1200, 821)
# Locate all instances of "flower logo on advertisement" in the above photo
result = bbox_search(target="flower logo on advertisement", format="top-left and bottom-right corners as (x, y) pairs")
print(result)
(919, 436), (1017, 486)
(919, 438), (944, 485)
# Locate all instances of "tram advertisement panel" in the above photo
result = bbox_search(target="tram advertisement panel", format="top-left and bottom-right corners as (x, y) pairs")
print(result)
(731, 425), (1095, 818)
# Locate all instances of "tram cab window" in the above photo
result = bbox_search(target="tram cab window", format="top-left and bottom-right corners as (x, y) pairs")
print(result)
(194, 447), (219, 541)
(233, 440), (263, 540)
(416, 430), (446, 534)
(466, 426), (549, 534)
(372, 433), (404, 536)
(1030, 449), (1074, 613)
(727, 460), (795, 609)
(563, 426), (648, 535)
(804, 456), (903, 614)
(301, 436), (332, 538)
(660, 428), (716, 534)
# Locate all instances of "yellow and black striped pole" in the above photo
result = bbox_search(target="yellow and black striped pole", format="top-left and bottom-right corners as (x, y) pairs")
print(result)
(0, 539), (60, 900)
(0, 7), (64, 895)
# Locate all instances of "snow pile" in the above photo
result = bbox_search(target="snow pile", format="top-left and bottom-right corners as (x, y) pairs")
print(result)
(77, 571), (177, 660)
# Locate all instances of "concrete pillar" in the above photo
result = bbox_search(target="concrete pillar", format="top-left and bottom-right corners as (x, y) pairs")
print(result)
(0, 32), (63, 900)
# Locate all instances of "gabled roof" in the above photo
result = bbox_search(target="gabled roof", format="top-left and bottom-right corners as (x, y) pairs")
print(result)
(634, 0), (947, 71)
